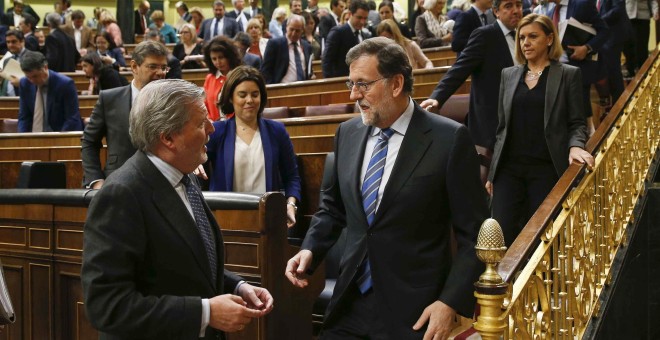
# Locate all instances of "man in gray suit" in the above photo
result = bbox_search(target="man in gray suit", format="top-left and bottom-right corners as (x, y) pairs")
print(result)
(81, 40), (169, 189)
(82, 79), (273, 339)
(286, 37), (488, 339)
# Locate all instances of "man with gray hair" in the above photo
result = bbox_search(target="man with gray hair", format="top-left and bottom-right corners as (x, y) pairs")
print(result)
(226, 0), (251, 31)
(260, 14), (312, 84)
(18, 50), (82, 132)
(44, 11), (79, 72)
(286, 37), (487, 339)
(83, 79), (274, 339)
(82, 40), (169, 189)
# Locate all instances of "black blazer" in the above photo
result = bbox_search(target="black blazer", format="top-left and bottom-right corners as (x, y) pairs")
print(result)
(599, 0), (632, 46)
(318, 14), (338, 39)
(261, 37), (312, 84)
(224, 10), (251, 31)
(198, 17), (240, 41)
(430, 22), (514, 149)
(45, 29), (80, 72)
(322, 24), (371, 78)
(489, 62), (589, 182)
(451, 7), (482, 54)
(302, 103), (488, 338)
(82, 151), (242, 339)
(134, 10), (149, 35)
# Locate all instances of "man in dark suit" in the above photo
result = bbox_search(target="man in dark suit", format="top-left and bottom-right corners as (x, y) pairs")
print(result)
(322, 0), (371, 78)
(44, 12), (79, 72)
(134, 0), (151, 36)
(18, 51), (82, 132)
(451, 0), (494, 54)
(318, 0), (346, 39)
(234, 32), (262, 69)
(261, 15), (312, 84)
(82, 41), (169, 189)
(548, 0), (608, 133)
(598, 0), (632, 104)
(225, 0), (251, 31)
(248, 0), (262, 17)
(175, 1), (193, 22)
(1, 30), (28, 94)
(4, 0), (40, 27)
(82, 79), (273, 339)
(60, 10), (95, 56)
(17, 14), (39, 52)
(199, 0), (240, 41)
(286, 37), (488, 339)
(421, 0), (522, 155)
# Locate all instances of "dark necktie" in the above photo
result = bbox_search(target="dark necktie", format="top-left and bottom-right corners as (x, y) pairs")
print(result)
(354, 30), (361, 42)
(236, 12), (244, 31)
(356, 128), (395, 294)
(181, 175), (218, 283)
(480, 13), (487, 26)
(214, 18), (221, 37)
(292, 42), (304, 81)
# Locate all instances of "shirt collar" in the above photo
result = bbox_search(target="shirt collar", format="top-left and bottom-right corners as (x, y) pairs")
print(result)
(472, 5), (486, 16)
(369, 97), (414, 137)
(558, 0), (569, 6)
(131, 80), (141, 103)
(496, 19), (514, 36)
(146, 152), (185, 188)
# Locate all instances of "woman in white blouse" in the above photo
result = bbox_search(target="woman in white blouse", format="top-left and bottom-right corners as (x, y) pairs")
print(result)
(206, 66), (301, 227)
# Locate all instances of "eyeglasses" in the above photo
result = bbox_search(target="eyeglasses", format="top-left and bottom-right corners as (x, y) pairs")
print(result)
(345, 77), (388, 92)
(144, 64), (170, 73)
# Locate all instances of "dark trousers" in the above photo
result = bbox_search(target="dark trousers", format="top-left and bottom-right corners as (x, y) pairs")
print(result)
(491, 161), (558, 247)
(320, 284), (391, 340)
(623, 18), (651, 75)
(600, 43), (626, 103)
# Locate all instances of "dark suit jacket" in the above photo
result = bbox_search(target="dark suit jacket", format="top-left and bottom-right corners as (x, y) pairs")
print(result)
(599, 0), (632, 46)
(198, 17), (240, 41)
(82, 151), (243, 339)
(166, 54), (182, 79)
(81, 85), (134, 187)
(322, 24), (370, 78)
(60, 23), (96, 51)
(18, 70), (82, 132)
(301, 103), (488, 338)
(4, 5), (40, 26)
(45, 28), (80, 72)
(96, 66), (128, 93)
(451, 7), (483, 53)
(318, 14), (338, 39)
(207, 118), (302, 201)
(224, 10), (251, 31)
(489, 62), (588, 181)
(261, 37), (312, 84)
(430, 23), (513, 150)
(548, 0), (609, 85)
(243, 52), (262, 69)
(134, 10), (150, 35)
(24, 34), (39, 52)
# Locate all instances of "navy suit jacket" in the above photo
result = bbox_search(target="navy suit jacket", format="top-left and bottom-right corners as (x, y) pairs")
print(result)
(599, 0), (632, 46)
(261, 37), (312, 84)
(323, 24), (371, 78)
(198, 17), (239, 41)
(318, 14), (338, 39)
(24, 34), (40, 52)
(206, 118), (302, 201)
(18, 70), (82, 132)
(452, 7), (485, 54)
(549, 0), (609, 84)
(45, 29), (80, 72)
(430, 23), (514, 149)
(243, 52), (262, 69)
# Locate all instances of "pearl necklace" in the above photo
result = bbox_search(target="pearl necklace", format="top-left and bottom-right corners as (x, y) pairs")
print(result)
(525, 69), (543, 81)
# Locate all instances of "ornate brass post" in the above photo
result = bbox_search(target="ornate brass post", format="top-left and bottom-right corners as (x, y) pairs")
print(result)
(473, 218), (508, 340)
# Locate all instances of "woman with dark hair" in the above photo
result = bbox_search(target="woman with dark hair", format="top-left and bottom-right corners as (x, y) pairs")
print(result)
(487, 14), (594, 246)
(95, 31), (126, 68)
(377, 1), (412, 38)
(202, 36), (243, 121)
(80, 52), (128, 95)
(301, 11), (321, 60)
(207, 65), (301, 227)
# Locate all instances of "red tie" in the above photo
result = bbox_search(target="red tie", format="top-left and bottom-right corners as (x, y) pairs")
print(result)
(552, 4), (562, 27)
(596, 0), (601, 11)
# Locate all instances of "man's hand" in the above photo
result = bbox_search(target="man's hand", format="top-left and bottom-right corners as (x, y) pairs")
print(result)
(569, 146), (595, 169)
(194, 164), (208, 180)
(286, 204), (297, 228)
(237, 283), (274, 314)
(412, 300), (456, 340)
(568, 45), (589, 61)
(9, 75), (19, 88)
(485, 181), (493, 196)
(208, 294), (263, 332)
(420, 99), (440, 113)
(91, 179), (105, 190)
(285, 249), (312, 288)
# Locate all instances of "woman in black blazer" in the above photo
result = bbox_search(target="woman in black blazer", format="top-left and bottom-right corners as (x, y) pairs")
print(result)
(486, 14), (594, 246)
(80, 52), (128, 95)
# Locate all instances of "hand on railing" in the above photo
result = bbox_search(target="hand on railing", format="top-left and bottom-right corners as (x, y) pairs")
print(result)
(568, 146), (595, 170)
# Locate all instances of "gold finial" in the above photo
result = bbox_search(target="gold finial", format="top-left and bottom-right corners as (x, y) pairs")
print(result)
(475, 218), (507, 285)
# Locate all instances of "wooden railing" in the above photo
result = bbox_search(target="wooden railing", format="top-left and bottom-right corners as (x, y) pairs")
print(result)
(473, 49), (660, 339)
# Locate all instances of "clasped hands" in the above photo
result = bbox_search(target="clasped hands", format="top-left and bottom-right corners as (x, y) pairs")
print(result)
(208, 283), (274, 333)
(285, 250), (457, 339)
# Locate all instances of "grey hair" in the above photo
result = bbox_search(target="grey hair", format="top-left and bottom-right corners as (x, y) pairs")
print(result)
(272, 7), (287, 19)
(131, 40), (168, 65)
(129, 79), (206, 152)
(346, 37), (413, 94)
(46, 12), (61, 28)
(423, 0), (438, 10)
(288, 13), (306, 26)
(20, 50), (47, 72)
(213, 0), (225, 7)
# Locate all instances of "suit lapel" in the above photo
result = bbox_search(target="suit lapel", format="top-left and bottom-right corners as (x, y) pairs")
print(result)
(544, 62), (562, 129)
(346, 120), (371, 224)
(493, 24), (514, 66)
(136, 153), (217, 288)
(374, 106), (431, 220)
(503, 66), (523, 128)
(259, 119), (273, 190)
(223, 120), (237, 191)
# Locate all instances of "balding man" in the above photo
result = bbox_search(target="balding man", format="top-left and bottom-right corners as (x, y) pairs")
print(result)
(261, 14), (312, 84)
(134, 0), (151, 36)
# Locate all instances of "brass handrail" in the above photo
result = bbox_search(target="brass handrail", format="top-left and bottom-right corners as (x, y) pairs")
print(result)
(474, 47), (659, 339)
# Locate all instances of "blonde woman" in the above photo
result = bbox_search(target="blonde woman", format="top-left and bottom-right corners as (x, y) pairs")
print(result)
(173, 23), (204, 69)
(377, 19), (432, 69)
(415, 0), (452, 48)
(99, 10), (123, 47)
(246, 18), (269, 58)
(269, 7), (287, 38)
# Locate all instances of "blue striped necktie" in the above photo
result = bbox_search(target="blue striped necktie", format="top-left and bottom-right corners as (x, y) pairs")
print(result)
(181, 175), (218, 283)
(356, 127), (394, 294)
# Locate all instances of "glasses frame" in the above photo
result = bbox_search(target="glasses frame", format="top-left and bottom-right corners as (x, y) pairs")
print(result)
(144, 63), (171, 73)
(345, 77), (388, 93)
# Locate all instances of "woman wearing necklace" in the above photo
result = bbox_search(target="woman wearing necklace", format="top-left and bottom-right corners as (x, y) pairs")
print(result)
(206, 66), (301, 228)
(486, 14), (594, 246)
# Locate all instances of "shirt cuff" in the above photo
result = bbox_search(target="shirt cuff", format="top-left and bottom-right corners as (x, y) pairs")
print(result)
(86, 179), (103, 189)
(234, 280), (247, 295)
(199, 298), (210, 337)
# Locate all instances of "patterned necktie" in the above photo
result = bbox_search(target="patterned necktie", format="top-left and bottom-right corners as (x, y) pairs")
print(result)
(32, 86), (44, 132)
(292, 42), (304, 81)
(356, 128), (394, 294)
(181, 175), (218, 283)
(480, 13), (487, 26)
